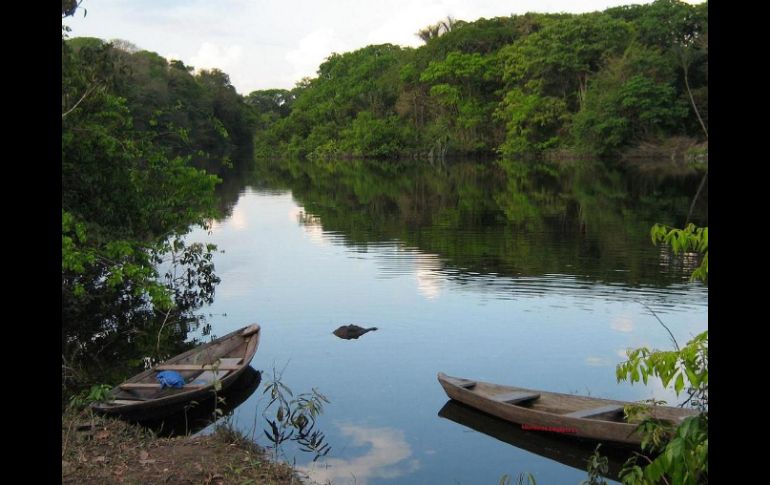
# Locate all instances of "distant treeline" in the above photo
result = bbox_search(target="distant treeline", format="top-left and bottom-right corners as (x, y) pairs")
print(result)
(247, 0), (707, 161)
(67, 0), (706, 163)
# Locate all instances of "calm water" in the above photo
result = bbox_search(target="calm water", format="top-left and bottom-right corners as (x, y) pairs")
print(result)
(184, 159), (707, 484)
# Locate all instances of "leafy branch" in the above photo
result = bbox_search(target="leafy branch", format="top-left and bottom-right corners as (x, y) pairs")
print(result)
(651, 223), (707, 283)
(260, 368), (331, 462)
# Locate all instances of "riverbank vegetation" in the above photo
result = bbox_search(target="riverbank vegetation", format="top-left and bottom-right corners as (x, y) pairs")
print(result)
(608, 223), (707, 484)
(247, 0), (707, 161)
(62, 2), (256, 398)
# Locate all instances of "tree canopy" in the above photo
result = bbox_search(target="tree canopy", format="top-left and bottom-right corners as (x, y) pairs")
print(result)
(251, 1), (707, 161)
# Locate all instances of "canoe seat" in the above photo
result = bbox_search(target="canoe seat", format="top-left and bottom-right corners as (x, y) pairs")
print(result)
(109, 399), (150, 405)
(565, 404), (624, 419)
(189, 358), (243, 386)
(119, 383), (205, 390)
(155, 364), (242, 371)
(493, 391), (541, 404)
(119, 359), (244, 390)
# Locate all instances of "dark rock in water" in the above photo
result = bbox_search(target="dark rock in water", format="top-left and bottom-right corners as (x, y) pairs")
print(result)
(333, 324), (378, 340)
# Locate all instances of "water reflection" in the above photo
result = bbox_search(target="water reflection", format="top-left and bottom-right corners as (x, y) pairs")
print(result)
(281, 225), (707, 311)
(295, 208), (332, 246)
(438, 400), (635, 482)
(248, 157), (707, 290)
(413, 253), (444, 300)
(611, 315), (635, 333)
(299, 424), (419, 485)
(584, 356), (612, 367)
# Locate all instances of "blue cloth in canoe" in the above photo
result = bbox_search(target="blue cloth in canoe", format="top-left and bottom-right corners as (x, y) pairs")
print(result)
(156, 370), (185, 389)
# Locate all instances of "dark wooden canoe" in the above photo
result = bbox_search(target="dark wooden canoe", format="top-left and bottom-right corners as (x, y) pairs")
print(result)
(140, 366), (263, 436)
(438, 372), (699, 445)
(92, 324), (260, 421)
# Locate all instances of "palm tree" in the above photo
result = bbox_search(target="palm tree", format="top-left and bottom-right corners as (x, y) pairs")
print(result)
(415, 16), (458, 43)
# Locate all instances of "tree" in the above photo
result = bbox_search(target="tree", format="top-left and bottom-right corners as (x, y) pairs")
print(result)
(416, 16), (458, 43)
(276, 44), (407, 158)
(497, 13), (633, 156)
(616, 332), (707, 484)
(62, 7), (225, 393)
(246, 89), (296, 118)
(419, 51), (503, 153)
(606, 0), (708, 140)
(571, 43), (689, 156)
(62, 0), (82, 18)
(502, 13), (633, 110)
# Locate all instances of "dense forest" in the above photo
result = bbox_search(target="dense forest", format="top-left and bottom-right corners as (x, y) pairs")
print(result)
(248, 0), (707, 161)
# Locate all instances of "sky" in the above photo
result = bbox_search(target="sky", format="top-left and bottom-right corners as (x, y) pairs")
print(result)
(63, 0), (690, 95)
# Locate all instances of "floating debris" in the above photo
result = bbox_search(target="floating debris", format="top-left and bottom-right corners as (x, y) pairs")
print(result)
(333, 325), (378, 340)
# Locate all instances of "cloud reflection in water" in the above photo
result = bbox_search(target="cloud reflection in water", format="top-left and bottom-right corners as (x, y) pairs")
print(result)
(414, 253), (443, 300)
(299, 424), (419, 485)
(293, 208), (331, 246)
(610, 314), (635, 333)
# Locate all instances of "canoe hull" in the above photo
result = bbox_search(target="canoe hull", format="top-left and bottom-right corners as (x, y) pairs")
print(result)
(438, 373), (698, 446)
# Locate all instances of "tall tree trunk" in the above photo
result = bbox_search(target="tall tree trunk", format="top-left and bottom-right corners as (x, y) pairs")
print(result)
(683, 67), (708, 140)
(678, 47), (708, 140)
(577, 73), (587, 110)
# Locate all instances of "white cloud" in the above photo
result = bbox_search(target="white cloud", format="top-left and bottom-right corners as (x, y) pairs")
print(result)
(191, 42), (244, 75)
(365, 2), (455, 47)
(286, 29), (350, 83)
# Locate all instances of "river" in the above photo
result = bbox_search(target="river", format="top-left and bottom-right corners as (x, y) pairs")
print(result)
(182, 158), (707, 484)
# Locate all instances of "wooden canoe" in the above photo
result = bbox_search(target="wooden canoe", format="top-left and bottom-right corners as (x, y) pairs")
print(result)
(438, 400), (631, 480)
(140, 366), (263, 437)
(92, 324), (260, 421)
(438, 372), (699, 445)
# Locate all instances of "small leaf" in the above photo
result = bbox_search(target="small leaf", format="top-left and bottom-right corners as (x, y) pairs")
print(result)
(674, 373), (685, 395)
